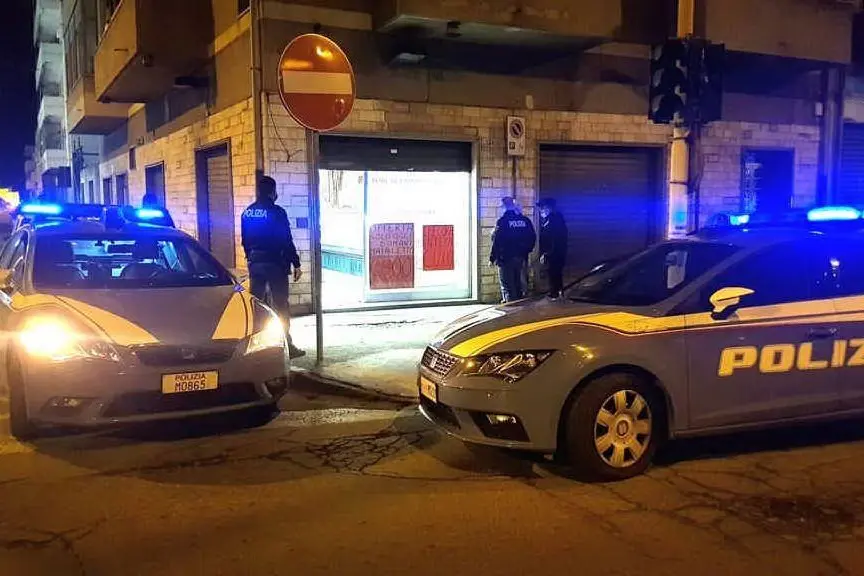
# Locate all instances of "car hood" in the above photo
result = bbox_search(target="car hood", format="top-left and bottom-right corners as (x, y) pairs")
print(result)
(431, 297), (655, 358)
(30, 285), (251, 346)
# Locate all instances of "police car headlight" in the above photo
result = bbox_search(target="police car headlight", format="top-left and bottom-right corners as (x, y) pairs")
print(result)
(18, 315), (120, 362)
(460, 351), (553, 382)
(245, 315), (286, 355)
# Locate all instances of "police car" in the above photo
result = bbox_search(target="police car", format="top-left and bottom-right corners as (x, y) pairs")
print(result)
(419, 205), (864, 481)
(1, 203), (289, 439)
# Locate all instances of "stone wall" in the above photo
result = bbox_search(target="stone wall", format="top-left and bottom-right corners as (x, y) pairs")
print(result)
(98, 98), (256, 268)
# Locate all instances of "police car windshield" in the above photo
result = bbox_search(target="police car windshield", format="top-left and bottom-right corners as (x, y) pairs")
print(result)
(568, 241), (740, 306)
(32, 235), (234, 290)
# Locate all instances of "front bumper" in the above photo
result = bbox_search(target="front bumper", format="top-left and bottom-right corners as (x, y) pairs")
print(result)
(416, 364), (563, 452)
(20, 344), (289, 428)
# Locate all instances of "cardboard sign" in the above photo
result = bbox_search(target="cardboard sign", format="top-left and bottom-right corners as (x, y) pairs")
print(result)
(369, 223), (414, 289)
(423, 225), (455, 271)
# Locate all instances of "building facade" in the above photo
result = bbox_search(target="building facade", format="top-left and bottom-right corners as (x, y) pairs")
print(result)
(34, 0), (72, 199)
(65, 0), (858, 313)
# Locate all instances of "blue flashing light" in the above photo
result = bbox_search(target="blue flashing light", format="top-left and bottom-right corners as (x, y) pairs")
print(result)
(807, 206), (862, 222)
(135, 208), (166, 220)
(729, 214), (750, 226)
(19, 203), (62, 216)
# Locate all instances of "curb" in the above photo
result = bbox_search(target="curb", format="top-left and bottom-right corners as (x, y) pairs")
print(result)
(289, 368), (417, 405)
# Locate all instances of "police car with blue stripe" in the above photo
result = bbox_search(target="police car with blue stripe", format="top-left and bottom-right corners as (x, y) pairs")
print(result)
(419, 205), (864, 480)
(2, 202), (289, 439)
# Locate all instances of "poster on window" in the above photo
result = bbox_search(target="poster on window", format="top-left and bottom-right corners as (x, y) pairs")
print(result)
(369, 223), (415, 290)
(422, 225), (455, 271)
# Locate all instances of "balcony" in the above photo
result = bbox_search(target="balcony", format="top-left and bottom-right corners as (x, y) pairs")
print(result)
(35, 40), (63, 85)
(67, 76), (130, 134)
(93, 0), (213, 103)
(37, 95), (65, 129)
(373, 0), (669, 49)
(34, 0), (61, 44)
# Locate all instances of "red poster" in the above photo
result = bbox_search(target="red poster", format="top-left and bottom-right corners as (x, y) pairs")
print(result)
(423, 225), (455, 271)
(369, 223), (415, 290)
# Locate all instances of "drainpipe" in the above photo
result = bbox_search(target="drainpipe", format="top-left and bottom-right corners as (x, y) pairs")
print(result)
(819, 65), (844, 205)
(251, 0), (264, 175)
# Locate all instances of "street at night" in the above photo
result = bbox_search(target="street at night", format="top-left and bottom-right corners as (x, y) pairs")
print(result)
(5, 380), (864, 575)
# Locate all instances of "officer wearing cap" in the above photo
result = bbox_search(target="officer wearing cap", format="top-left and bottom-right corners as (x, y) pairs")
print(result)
(241, 174), (305, 359)
(537, 197), (568, 299)
(490, 196), (536, 302)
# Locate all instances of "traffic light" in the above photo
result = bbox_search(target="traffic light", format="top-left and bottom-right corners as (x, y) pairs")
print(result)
(649, 39), (689, 125)
(649, 38), (725, 126)
(691, 40), (725, 124)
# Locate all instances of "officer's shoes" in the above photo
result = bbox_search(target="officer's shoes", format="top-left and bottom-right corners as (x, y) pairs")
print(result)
(288, 345), (307, 359)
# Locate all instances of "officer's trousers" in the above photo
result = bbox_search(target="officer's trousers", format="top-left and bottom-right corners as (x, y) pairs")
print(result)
(248, 261), (295, 347)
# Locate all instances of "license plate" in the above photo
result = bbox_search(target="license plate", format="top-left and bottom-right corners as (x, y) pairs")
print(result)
(419, 377), (437, 403)
(161, 371), (219, 394)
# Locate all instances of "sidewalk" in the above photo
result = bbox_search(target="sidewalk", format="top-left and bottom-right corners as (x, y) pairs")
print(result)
(289, 304), (486, 399)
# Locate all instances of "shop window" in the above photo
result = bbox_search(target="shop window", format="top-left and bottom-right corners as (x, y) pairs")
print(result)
(740, 148), (794, 213)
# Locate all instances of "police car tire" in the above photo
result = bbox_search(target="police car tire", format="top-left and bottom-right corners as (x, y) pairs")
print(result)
(7, 354), (35, 441)
(563, 373), (661, 482)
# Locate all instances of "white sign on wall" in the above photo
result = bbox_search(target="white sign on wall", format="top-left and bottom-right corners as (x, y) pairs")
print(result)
(506, 116), (526, 157)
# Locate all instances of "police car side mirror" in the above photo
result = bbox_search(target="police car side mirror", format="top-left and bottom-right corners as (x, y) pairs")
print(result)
(710, 287), (755, 319)
(0, 269), (14, 293)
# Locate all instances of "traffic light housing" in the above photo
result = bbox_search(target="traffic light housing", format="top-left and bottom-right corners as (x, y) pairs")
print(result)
(649, 38), (725, 126)
(649, 39), (689, 125)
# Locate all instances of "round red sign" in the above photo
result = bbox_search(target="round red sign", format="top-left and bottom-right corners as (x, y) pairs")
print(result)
(277, 34), (356, 132)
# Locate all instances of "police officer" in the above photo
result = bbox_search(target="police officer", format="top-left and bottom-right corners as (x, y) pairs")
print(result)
(490, 196), (536, 302)
(142, 191), (159, 207)
(241, 174), (305, 359)
(537, 197), (569, 299)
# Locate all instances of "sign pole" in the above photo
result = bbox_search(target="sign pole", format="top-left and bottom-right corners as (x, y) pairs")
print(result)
(308, 128), (324, 366)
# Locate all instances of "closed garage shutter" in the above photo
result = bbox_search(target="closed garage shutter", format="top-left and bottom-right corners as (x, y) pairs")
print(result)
(839, 123), (864, 205)
(204, 149), (235, 269)
(539, 145), (663, 283)
(320, 136), (472, 172)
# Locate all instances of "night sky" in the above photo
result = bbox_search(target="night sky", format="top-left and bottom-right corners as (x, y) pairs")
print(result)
(0, 0), (36, 192)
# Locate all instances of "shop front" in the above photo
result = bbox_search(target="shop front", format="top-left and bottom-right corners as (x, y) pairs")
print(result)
(318, 136), (477, 311)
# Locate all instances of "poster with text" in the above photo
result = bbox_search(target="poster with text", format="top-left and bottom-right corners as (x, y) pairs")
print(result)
(369, 223), (415, 290)
(422, 225), (455, 271)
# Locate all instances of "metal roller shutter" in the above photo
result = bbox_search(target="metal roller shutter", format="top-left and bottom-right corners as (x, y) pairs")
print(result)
(320, 136), (472, 172)
(204, 150), (236, 269)
(538, 145), (663, 283)
(839, 123), (864, 206)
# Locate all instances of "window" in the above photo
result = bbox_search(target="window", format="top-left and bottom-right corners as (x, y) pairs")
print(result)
(115, 173), (128, 205)
(32, 236), (234, 290)
(819, 239), (864, 298)
(102, 177), (113, 204)
(568, 241), (740, 307)
(238, 0), (251, 14)
(690, 240), (836, 310)
(740, 149), (795, 213)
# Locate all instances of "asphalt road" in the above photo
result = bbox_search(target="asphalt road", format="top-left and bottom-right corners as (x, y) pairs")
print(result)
(5, 384), (864, 575)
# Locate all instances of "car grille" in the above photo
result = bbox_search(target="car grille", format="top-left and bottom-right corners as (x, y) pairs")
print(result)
(102, 383), (261, 418)
(421, 347), (459, 378)
(134, 341), (238, 367)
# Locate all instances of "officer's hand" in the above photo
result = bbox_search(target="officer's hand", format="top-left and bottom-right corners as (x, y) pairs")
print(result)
(293, 268), (303, 282)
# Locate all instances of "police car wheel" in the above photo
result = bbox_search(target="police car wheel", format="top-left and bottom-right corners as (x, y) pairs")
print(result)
(7, 354), (35, 441)
(564, 373), (661, 481)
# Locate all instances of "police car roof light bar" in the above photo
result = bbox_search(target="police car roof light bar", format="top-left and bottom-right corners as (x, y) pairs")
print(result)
(729, 213), (750, 226)
(807, 206), (862, 222)
(19, 202), (63, 216)
(135, 207), (167, 220)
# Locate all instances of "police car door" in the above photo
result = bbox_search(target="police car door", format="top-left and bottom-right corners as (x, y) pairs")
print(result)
(821, 237), (864, 411)
(681, 238), (840, 430)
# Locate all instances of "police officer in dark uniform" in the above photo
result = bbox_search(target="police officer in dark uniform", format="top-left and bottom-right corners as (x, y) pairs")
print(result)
(490, 196), (536, 302)
(241, 175), (305, 358)
(537, 197), (569, 299)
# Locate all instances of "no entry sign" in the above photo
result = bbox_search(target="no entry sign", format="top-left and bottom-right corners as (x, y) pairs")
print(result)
(277, 34), (356, 132)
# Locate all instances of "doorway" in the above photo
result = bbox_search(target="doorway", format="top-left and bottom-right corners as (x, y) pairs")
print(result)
(115, 173), (128, 206)
(145, 162), (166, 205)
(318, 136), (475, 310)
(195, 144), (236, 269)
(740, 148), (795, 213)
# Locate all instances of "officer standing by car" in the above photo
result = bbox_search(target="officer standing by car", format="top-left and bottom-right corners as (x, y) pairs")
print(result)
(537, 197), (569, 299)
(241, 174), (306, 358)
(490, 196), (536, 302)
